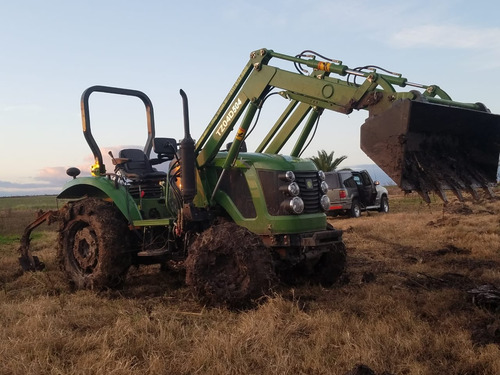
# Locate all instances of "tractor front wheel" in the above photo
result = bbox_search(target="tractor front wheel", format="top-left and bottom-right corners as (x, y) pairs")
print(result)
(311, 242), (347, 287)
(58, 198), (131, 290)
(185, 222), (275, 309)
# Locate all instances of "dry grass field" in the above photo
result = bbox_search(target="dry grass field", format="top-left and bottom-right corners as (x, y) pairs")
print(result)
(1, 189), (499, 374)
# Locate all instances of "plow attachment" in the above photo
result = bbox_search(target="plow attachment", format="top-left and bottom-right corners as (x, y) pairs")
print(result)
(18, 210), (59, 271)
(361, 99), (500, 203)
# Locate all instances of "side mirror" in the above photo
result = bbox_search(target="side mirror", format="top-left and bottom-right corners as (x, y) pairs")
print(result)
(153, 137), (177, 160)
(66, 167), (81, 179)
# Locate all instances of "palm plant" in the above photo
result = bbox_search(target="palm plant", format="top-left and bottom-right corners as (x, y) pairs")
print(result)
(310, 150), (347, 171)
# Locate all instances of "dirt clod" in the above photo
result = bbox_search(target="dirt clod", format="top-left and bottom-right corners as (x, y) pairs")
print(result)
(469, 284), (500, 311)
(433, 244), (471, 256)
(343, 364), (394, 375)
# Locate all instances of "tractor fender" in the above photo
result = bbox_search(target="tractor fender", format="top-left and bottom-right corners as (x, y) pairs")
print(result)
(57, 177), (142, 222)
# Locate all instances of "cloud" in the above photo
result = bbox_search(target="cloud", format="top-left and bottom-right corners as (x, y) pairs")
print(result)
(0, 167), (69, 196)
(390, 24), (500, 49)
(37, 167), (75, 185)
(0, 179), (61, 196)
(0, 165), (86, 197)
(0, 145), (143, 196)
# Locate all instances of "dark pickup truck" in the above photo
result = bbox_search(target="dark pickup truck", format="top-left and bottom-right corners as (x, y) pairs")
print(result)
(325, 169), (389, 218)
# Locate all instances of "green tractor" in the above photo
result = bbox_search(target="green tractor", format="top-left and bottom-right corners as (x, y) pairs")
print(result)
(20, 48), (500, 307)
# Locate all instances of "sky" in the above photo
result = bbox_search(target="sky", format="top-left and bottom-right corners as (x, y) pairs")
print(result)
(1, 0), (500, 196)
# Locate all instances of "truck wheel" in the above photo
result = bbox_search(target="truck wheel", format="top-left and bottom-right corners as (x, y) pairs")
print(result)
(185, 222), (275, 309)
(379, 196), (389, 213)
(349, 200), (361, 218)
(58, 198), (131, 290)
(312, 242), (347, 287)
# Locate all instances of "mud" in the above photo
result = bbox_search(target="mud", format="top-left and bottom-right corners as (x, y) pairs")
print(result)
(469, 284), (500, 311)
(403, 272), (474, 291)
(185, 222), (276, 309)
(471, 317), (500, 346)
(431, 244), (472, 256)
(343, 364), (394, 375)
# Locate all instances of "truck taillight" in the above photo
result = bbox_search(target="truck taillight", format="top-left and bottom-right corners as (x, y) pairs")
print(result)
(339, 189), (347, 199)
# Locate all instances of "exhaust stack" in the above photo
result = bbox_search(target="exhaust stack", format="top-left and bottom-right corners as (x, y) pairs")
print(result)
(179, 89), (196, 204)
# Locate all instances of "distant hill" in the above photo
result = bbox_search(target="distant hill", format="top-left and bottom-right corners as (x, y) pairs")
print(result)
(341, 164), (396, 186)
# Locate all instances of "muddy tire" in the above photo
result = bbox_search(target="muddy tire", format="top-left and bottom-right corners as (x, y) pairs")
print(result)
(58, 198), (131, 290)
(312, 242), (347, 287)
(185, 222), (275, 309)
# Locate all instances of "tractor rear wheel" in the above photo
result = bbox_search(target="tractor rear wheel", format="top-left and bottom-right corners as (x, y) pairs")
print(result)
(185, 222), (275, 309)
(58, 198), (131, 290)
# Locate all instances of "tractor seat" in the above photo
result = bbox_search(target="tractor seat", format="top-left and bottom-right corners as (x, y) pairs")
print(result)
(117, 149), (167, 181)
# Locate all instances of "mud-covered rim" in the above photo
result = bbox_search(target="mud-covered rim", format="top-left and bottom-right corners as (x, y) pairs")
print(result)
(65, 221), (99, 276)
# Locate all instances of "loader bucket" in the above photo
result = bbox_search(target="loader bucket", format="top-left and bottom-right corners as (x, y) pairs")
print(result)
(360, 99), (500, 203)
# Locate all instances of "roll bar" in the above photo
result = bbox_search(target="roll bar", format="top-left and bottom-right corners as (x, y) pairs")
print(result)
(80, 85), (156, 175)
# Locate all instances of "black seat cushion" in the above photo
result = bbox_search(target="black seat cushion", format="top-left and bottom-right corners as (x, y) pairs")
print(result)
(118, 149), (167, 180)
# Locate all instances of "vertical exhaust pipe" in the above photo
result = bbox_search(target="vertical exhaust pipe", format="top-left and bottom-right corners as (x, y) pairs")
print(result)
(179, 89), (196, 204)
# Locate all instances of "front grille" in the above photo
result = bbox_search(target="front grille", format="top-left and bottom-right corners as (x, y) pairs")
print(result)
(258, 170), (322, 215)
(294, 171), (321, 213)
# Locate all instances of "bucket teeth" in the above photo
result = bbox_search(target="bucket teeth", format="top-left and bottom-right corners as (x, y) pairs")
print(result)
(450, 185), (464, 202)
(401, 150), (499, 203)
(445, 175), (464, 202)
(483, 184), (495, 199)
(416, 190), (432, 204)
(466, 186), (480, 200)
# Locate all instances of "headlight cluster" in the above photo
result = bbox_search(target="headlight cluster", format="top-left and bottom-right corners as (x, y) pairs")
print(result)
(318, 170), (330, 212)
(280, 171), (305, 214)
(278, 170), (331, 215)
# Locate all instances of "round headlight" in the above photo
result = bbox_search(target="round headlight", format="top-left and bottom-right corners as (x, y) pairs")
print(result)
(280, 171), (295, 182)
(320, 180), (329, 194)
(320, 195), (331, 211)
(288, 182), (300, 196)
(318, 170), (326, 181)
(282, 197), (304, 214)
(291, 197), (305, 214)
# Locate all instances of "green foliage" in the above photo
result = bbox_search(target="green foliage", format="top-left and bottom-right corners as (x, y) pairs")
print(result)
(0, 195), (58, 210)
(0, 196), (59, 236)
(0, 232), (43, 245)
(310, 150), (347, 171)
(0, 235), (19, 245)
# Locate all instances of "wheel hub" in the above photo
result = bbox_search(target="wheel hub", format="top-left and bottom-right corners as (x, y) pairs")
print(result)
(72, 227), (98, 272)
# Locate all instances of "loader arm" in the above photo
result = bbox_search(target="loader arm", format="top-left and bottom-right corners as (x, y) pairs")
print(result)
(196, 48), (500, 202)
